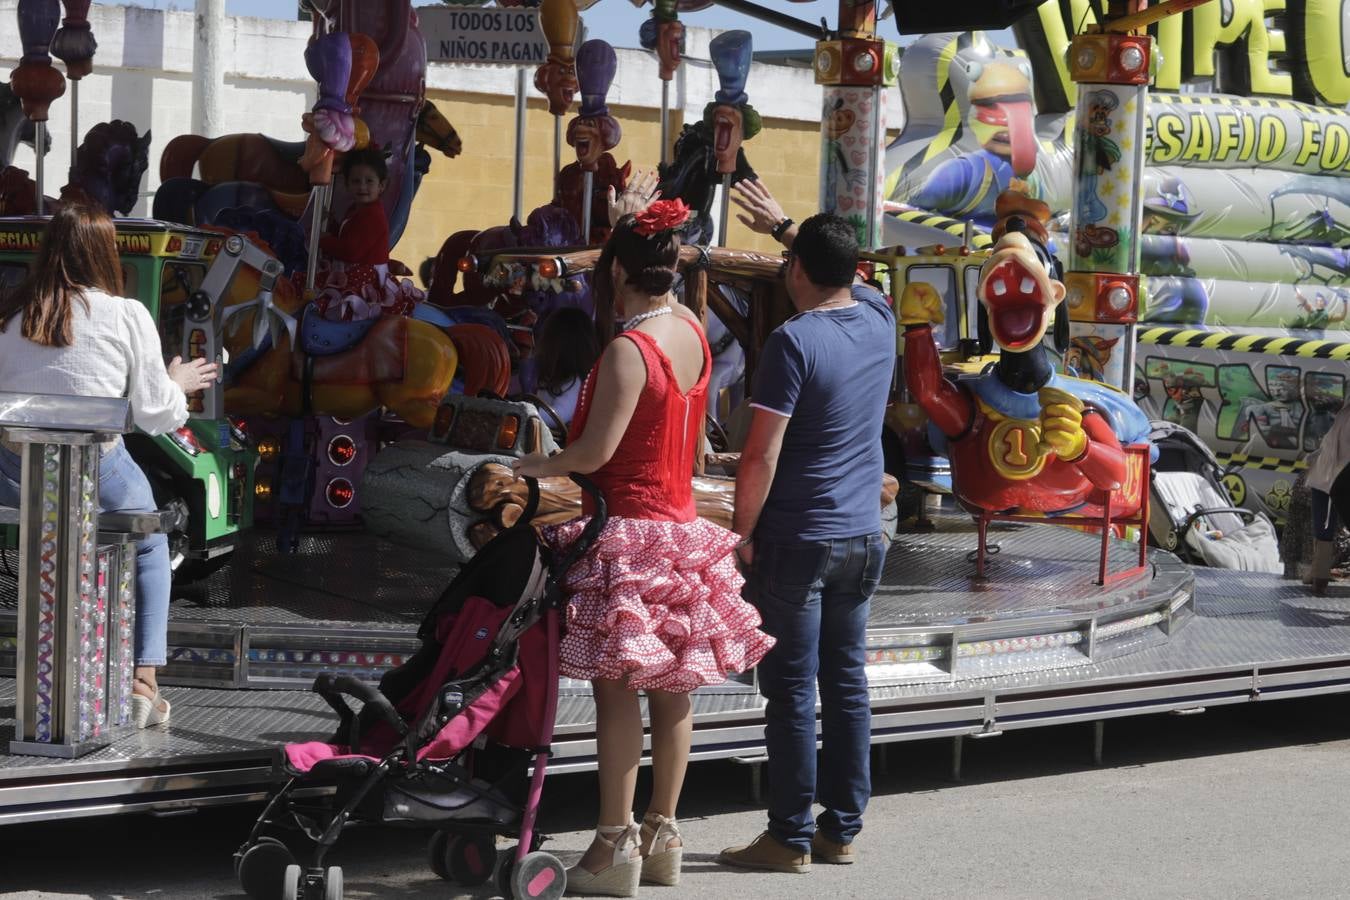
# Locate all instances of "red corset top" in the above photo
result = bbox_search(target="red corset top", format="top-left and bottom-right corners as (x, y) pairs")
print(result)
(568, 319), (711, 522)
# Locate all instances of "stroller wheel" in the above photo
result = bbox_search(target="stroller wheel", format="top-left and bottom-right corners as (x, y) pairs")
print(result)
(426, 831), (451, 880)
(447, 833), (498, 886)
(280, 864), (302, 900)
(323, 866), (344, 900)
(237, 838), (296, 900)
(502, 851), (567, 900)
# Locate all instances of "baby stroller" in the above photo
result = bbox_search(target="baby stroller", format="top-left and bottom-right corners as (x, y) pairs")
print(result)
(1147, 421), (1282, 572)
(234, 475), (605, 900)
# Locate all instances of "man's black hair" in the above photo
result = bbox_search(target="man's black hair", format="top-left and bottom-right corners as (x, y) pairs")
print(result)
(790, 214), (858, 288)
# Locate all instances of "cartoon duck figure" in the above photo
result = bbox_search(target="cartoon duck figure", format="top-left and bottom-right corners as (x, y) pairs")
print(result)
(900, 191), (1153, 517)
(909, 59), (1039, 228)
(554, 39), (631, 245)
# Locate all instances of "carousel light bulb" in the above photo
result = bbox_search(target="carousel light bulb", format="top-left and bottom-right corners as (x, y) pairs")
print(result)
(1076, 46), (1097, 71)
(1068, 286), (1086, 310)
(816, 49), (835, 74)
(1119, 46), (1145, 73)
(852, 51), (875, 73)
(1107, 285), (1132, 311)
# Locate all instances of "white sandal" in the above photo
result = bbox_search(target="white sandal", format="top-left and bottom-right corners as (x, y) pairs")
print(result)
(130, 680), (171, 729)
(640, 813), (683, 886)
(566, 819), (641, 897)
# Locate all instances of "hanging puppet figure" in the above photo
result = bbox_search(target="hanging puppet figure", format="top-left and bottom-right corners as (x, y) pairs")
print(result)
(313, 147), (422, 322)
(900, 191), (1152, 518)
(555, 39), (630, 245)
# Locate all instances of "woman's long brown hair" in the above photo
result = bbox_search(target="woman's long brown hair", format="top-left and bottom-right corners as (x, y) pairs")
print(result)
(0, 204), (125, 348)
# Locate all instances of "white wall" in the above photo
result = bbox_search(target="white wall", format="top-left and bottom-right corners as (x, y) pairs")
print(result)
(0, 1), (903, 216)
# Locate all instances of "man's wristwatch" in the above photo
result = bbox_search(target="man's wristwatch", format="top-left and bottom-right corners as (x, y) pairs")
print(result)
(770, 217), (794, 241)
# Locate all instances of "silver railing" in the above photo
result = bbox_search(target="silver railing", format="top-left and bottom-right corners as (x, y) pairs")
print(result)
(0, 392), (144, 758)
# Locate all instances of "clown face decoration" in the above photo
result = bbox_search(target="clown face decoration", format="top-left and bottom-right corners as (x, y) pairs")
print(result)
(712, 105), (744, 175)
(977, 228), (1067, 352)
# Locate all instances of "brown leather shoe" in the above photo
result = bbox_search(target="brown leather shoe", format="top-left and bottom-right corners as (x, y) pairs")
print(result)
(811, 832), (854, 865)
(718, 832), (810, 874)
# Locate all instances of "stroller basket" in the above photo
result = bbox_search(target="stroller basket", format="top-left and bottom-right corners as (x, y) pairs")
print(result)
(234, 474), (607, 900)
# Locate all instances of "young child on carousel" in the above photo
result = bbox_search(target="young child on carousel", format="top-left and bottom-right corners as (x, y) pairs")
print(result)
(312, 147), (422, 322)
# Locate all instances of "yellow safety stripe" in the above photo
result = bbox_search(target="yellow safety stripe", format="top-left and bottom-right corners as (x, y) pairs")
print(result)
(888, 209), (995, 248)
(1214, 451), (1306, 474)
(1138, 327), (1350, 360)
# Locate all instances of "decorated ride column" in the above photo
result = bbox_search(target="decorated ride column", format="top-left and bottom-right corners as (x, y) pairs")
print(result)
(812, 0), (896, 250)
(707, 30), (757, 247)
(50, 0), (95, 173)
(1063, 21), (1152, 393)
(640, 0), (684, 165)
(535, 0), (580, 178)
(300, 31), (378, 295)
(10, 0), (66, 216)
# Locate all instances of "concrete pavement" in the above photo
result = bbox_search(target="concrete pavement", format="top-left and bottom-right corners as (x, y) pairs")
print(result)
(3, 695), (1349, 899)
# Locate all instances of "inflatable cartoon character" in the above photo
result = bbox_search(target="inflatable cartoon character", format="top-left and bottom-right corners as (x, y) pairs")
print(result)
(900, 191), (1151, 517)
(908, 56), (1039, 228)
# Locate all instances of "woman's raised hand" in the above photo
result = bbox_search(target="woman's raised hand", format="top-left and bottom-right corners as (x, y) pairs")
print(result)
(607, 168), (662, 226)
(168, 356), (220, 394)
(730, 179), (786, 235)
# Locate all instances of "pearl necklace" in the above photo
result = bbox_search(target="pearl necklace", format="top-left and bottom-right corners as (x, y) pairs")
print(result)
(623, 305), (673, 331)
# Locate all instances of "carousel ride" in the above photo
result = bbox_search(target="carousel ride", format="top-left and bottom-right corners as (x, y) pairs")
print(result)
(1, 5), (1349, 887)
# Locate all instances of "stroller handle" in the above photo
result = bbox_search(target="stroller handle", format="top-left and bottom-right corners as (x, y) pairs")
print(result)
(313, 673), (408, 748)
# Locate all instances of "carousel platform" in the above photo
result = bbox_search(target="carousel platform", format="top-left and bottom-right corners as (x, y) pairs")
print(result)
(6, 514), (1350, 825)
(1, 511), (1191, 689)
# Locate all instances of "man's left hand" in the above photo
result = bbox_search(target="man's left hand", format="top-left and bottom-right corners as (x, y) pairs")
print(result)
(735, 540), (753, 569)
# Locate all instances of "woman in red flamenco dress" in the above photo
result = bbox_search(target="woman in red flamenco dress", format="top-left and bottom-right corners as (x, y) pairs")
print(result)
(312, 148), (421, 321)
(514, 197), (774, 896)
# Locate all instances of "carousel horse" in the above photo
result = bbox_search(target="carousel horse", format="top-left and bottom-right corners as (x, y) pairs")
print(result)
(208, 240), (460, 429)
(154, 93), (460, 236)
(0, 120), (150, 216)
(428, 203), (586, 311)
(0, 83), (50, 168)
(65, 121), (153, 215)
(658, 120), (757, 245)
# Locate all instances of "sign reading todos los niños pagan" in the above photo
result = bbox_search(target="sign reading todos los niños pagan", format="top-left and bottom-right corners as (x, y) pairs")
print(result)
(420, 6), (550, 66)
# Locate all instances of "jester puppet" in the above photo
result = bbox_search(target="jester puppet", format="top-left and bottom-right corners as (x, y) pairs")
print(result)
(900, 192), (1152, 518)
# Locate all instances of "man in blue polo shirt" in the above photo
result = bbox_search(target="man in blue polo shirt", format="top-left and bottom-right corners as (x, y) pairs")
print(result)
(719, 181), (895, 874)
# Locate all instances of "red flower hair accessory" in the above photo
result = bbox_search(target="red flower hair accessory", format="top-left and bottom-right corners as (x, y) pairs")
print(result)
(632, 198), (691, 237)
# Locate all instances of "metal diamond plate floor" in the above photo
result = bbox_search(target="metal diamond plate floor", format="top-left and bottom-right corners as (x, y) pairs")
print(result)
(873, 516), (1184, 626)
(5, 567), (1350, 818)
(0, 533), (453, 628)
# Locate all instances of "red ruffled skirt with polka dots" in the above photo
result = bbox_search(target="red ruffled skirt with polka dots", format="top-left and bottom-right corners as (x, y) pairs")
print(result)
(544, 516), (775, 693)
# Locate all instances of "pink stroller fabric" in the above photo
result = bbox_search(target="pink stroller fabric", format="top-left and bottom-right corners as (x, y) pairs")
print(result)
(285, 594), (555, 773)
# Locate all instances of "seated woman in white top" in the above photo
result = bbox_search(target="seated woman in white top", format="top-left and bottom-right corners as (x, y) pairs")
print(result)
(531, 307), (599, 432)
(0, 204), (218, 728)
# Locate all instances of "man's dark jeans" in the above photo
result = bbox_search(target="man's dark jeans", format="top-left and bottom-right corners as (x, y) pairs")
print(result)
(744, 532), (885, 853)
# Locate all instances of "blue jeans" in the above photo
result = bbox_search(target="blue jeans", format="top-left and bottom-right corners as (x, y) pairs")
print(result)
(0, 444), (170, 666)
(744, 532), (885, 852)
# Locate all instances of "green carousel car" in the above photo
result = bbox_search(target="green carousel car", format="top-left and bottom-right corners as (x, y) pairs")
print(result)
(0, 217), (261, 581)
